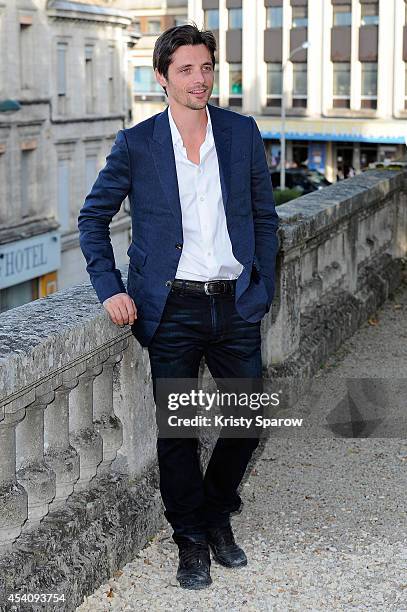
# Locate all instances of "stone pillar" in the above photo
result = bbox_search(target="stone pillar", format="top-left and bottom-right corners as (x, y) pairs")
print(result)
(69, 355), (106, 492)
(44, 365), (83, 510)
(16, 382), (57, 533)
(0, 392), (33, 550)
(93, 340), (127, 476)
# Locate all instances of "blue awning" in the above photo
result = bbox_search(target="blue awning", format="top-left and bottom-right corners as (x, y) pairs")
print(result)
(260, 131), (405, 144)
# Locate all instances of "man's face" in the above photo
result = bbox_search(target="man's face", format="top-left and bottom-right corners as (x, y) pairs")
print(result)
(155, 44), (214, 110)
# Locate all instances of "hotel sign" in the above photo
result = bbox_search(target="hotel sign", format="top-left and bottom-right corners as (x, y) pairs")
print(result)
(0, 231), (61, 290)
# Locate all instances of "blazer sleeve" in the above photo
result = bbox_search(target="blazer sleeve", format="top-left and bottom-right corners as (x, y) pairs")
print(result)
(77, 129), (131, 304)
(249, 116), (280, 304)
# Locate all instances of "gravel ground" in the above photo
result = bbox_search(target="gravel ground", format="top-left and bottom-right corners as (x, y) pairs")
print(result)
(76, 282), (407, 612)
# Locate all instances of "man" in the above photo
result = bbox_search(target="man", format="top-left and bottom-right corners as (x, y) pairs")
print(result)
(78, 24), (279, 590)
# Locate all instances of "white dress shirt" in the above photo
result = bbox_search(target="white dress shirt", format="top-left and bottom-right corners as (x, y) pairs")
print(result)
(168, 105), (244, 282)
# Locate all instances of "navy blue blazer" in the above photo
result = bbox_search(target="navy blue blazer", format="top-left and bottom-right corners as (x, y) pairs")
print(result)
(78, 103), (279, 347)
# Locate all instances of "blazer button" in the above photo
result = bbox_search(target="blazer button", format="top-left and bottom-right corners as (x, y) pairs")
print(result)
(175, 243), (182, 250)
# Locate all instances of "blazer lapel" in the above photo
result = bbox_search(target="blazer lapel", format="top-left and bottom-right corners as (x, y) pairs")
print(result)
(150, 107), (182, 229)
(208, 104), (231, 215)
(150, 103), (232, 224)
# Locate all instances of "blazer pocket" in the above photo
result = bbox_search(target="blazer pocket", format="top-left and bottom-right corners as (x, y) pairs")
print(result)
(127, 242), (147, 272)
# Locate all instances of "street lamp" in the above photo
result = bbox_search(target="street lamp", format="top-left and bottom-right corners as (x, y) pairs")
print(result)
(280, 41), (310, 191)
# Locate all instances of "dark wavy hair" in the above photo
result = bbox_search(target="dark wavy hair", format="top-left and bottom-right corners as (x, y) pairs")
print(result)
(153, 22), (217, 96)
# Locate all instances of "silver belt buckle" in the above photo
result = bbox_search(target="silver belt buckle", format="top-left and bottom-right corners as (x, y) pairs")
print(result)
(204, 281), (211, 295)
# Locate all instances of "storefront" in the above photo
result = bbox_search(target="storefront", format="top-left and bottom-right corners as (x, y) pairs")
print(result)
(258, 116), (406, 182)
(0, 231), (60, 313)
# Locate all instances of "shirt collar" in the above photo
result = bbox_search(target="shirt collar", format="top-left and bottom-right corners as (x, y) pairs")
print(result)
(168, 105), (212, 148)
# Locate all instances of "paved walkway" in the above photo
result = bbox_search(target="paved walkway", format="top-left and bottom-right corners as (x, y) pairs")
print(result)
(76, 280), (407, 611)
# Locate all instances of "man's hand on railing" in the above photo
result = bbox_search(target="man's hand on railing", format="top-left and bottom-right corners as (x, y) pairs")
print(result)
(102, 293), (137, 328)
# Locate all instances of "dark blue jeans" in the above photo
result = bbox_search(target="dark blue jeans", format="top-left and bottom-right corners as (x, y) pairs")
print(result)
(147, 283), (263, 543)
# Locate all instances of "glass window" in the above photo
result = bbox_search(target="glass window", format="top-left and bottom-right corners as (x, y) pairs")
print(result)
(175, 15), (188, 26)
(133, 21), (141, 35)
(204, 9), (219, 30)
(292, 6), (308, 28)
(212, 66), (219, 96)
(267, 63), (282, 96)
(293, 63), (307, 96)
(133, 66), (162, 94)
(147, 20), (161, 34)
(361, 62), (377, 96)
(229, 63), (242, 95)
(333, 62), (350, 96)
(266, 7), (283, 28)
(58, 157), (70, 232)
(333, 5), (352, 26)
(266, 6), (283, 28)
(361, 2), (379, 26)
(228, 8), (242, 29)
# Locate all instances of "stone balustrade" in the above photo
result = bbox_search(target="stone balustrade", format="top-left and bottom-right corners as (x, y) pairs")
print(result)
(0, 169), (405, 611)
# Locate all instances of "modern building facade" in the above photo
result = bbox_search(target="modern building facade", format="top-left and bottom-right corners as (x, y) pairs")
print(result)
(0, 0), (133, 312)
(127, 0), (188, 122)
(187, 0), (406, 181)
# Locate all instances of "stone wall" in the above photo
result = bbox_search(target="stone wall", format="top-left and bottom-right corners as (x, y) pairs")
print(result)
(0, 170), (406, 611)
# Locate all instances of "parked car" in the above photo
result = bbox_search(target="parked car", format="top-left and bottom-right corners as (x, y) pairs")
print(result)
(269, 168), (331, 194)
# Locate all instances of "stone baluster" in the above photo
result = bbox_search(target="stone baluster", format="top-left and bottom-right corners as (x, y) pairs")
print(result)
(44, 365), (84, 511)
(0, 391), (34, 551)
(16, 380), (58, 533)
(93, 340), (128, 476)
(69, 352), (109, 492)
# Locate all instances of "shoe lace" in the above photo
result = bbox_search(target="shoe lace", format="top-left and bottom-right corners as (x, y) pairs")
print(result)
(179, 542), (209, 568)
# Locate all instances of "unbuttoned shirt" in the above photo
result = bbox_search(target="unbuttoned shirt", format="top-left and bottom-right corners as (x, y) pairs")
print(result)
(168, 105), (244, 282)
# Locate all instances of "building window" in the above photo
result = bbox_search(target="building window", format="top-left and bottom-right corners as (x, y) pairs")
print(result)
(212, 65), (219, 97)
(292, 5), (308, 28)
(108, 45), (116, 112)
(175, 15), (188, 26)
(19, 21), (33, 90)
(85, 156), (98, 195)
(147, 20), (161, 35)
(21, 149), (35, 218)
(293, 63), (307, 107)
(133, 20), (141, 35)
(361, 2), (379, 26)
(361, 62), (377, 109)
(228, 8), (242, 29)
(267, 62), (282, 106)
(333, 62), (350, 107)
(133, 66), (162, 95)
(266, 7), (283, 28)
(204, 9), (219, 30)
(85, 45), (95, 113)
(57, 158), (70, 233)
(333, 4), (352, 26)
(57, 42), (67, 115)
(229, 63), (242, 95)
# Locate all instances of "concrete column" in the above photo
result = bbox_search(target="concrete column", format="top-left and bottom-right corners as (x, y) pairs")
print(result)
(219, 0), (228, 108)
(351, 0), (361, 110)
(69, 356), (106, 492)
(0, 401), (29, 551)
(321, 0), (333, 115)
(353, 142), (361, 172)
(307, 0), (323, 117)
(393, 0), (405, 116)
(44, 367), (83, 510)
(93, 341), (127, 476)
(242, 0), (258, 114)
(325, 140), (335, 182)
(16, 386), (57, 532)
(377, 0), (395, 117)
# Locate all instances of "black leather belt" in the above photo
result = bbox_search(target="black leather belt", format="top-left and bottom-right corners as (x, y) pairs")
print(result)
(171, 279), (236, 295)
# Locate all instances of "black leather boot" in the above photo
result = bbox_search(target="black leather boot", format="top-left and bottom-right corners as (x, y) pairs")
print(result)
(207, 525), (247, 568)
(175, 536), (212, 590)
